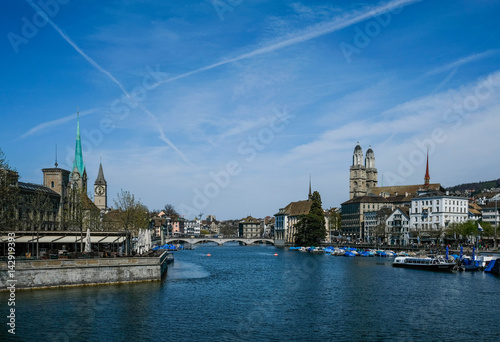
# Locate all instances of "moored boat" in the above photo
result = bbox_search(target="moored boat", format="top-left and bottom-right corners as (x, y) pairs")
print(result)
(484, 258), (500, 274)
(392, 256), (457, 272)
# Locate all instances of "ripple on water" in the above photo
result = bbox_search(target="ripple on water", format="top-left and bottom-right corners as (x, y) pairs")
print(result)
(166, 260), (210, 280)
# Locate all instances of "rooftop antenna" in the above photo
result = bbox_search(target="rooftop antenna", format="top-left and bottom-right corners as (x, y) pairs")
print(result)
(55, 144), (58, 167)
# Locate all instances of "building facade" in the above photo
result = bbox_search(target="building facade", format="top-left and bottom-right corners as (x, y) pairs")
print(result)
(239, 216), (262, 238)
(480, 201), (500, 227)
(349, 144), (378, 199)
(385, 207), (411, 246)
(341, 195), (392, 241)
(185, 219), (201, 236)
(275, 199), (312, 245)
(409, 191), (468, 243)
(363, 207), (393, 243)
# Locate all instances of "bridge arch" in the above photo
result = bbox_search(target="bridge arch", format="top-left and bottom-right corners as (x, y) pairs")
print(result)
(163, 238), (275, 246)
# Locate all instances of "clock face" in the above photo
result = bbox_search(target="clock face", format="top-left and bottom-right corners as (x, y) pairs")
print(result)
(73, 172), (80, 181)
(95, 185), (105, 196)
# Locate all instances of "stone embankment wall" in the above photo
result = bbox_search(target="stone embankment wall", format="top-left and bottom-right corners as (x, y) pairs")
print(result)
(0, 252), (170, 290)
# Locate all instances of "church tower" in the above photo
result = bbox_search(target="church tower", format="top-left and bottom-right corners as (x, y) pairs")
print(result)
(349, 143), (367, 199)
(365, 146), (378, 191)
(94, 159), (107, 210)
(349, 143), (378, 199)
(70, 112), (87, 192)
(42, 146), (71, 223)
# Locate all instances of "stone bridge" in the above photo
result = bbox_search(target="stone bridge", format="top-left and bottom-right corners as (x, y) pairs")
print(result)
(164, 237), (275, 246)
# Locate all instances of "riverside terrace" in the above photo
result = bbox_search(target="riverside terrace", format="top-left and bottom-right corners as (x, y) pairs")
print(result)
(0, 249), (172, 290)
(0, 231), (130, 258)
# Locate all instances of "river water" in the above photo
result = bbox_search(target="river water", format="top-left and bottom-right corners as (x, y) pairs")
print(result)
(2, 243), (499, 341)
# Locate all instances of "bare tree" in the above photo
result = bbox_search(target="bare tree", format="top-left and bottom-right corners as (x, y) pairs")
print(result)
(0, 149), (20, 231)
(162, 204), (179, 219)
(114, 189), (149, 236)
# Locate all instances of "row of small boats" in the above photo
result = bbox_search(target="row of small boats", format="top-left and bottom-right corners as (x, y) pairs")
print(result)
(288, 246), (500, 273)
(289, 246), (410, 257)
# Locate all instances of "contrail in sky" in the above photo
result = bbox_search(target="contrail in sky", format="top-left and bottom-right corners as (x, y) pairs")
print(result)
(20, 108), (98, 139)
(23, 0), (420, 164)
(25, 0), (191, 165)
(426, 49), (500, 76)
(152, 0), (422, 88)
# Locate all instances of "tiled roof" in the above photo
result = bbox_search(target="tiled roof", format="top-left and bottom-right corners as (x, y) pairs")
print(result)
(386, 194), (415, 203)
(469, 208), (481, 216)
(276, 199), (312, 216)
(370, 183), (444, 196)
(481, 202), (500, 209)
(81, 193), (99, 211)
(18, 182), (60, 197)
(469, 202), (482, 210)
(240, 216), (260, 223)
(342, 195), (390, 205)
(395, 206), (410, 218)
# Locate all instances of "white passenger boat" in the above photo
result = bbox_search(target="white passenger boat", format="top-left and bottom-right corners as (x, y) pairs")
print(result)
(392, 256), (457, 272)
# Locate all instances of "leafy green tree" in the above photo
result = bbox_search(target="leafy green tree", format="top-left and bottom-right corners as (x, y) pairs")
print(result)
(459, 220), (477, 238)
(444, 223), (461, 239)
(294, 191), (326, 246)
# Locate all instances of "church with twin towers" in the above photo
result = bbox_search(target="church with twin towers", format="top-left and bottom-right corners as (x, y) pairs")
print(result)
(349, 143), (378, 199)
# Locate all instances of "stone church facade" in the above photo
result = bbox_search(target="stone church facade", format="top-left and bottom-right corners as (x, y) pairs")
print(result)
(349, 143), (378, 199)
(1, 113), (108, 232)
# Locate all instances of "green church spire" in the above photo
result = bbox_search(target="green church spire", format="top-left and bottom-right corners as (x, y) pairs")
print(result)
(71, 110), (85, 176)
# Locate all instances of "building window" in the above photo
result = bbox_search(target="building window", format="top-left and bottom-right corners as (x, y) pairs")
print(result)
(51, 181), (54, 188)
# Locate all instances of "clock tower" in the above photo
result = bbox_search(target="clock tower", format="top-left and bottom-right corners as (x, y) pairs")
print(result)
(94, 160), (107, 210)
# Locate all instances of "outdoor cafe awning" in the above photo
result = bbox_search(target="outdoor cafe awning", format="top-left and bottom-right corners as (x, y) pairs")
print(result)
(0, 234), (126, 244)
(53, 236), (82, 243)
(14, 236), (36, 243)
(96, 236), (126, 243)
(0, 236), (13, 243)
(35, 236), (65, 243)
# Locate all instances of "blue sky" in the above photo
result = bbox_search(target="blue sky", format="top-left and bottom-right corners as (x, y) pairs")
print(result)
(1, 0), (500, 220)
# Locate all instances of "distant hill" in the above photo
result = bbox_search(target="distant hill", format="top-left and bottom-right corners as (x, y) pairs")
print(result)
(446, 179), (500, 194)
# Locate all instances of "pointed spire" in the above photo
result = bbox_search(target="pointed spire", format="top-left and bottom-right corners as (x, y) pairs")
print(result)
(95, 158), (106, 185)
(424, 148), (430, 186)
(54, 144), (58, 168)
(71, 109), (85, 176)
